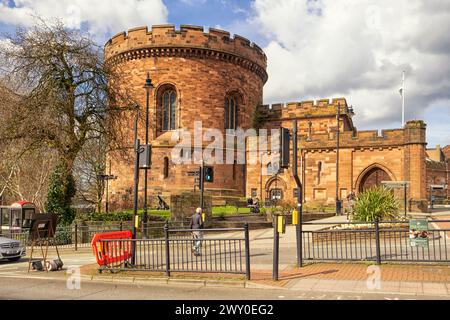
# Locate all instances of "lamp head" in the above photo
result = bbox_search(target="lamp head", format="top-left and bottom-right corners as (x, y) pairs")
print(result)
(144, 72), (154, 89)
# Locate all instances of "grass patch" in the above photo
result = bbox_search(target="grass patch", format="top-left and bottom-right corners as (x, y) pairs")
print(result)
(78, 206), (252, 222)
(122, 209), (171, 218)
(212, 206), (250, 216)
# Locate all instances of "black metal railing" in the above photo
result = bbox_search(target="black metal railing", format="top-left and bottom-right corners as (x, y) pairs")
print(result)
(98, 223), (251, 279)
(1, 223), (125, 249)
(302, 219), (450, 263)
(0, 221), (184, 249)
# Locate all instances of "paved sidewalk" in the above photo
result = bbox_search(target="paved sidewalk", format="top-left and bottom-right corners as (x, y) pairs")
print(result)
(249, 263), (450, 297)
(2, 247), (450, 298)
(75, 261), (450, 297)
(2, 213), (450, 298)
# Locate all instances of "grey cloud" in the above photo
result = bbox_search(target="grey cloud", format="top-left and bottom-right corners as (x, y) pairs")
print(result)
(249, 0), (449, 146)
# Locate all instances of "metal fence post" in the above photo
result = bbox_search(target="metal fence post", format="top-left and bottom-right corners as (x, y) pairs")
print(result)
(120, 221), (123, 231)
(164, 221), (171, 277)
(374, 217), (381, 265)
(74, 223), (78, 251)
(244, 223), (251, 280)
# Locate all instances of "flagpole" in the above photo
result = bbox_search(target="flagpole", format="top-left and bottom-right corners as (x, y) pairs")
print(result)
(402, 71), (405, 126)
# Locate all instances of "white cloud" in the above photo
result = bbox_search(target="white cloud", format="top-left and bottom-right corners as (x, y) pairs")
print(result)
(249, 0), (450, 133)
(0, 0), (168, 41)
(180, 0), (207, 5)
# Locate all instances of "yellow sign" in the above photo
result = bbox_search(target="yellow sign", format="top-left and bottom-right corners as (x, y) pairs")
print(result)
(135, 216), (139, 229)
(202, 213), (206, 222)
(292, 210), (298, 225)
(277, 216), (284, 234)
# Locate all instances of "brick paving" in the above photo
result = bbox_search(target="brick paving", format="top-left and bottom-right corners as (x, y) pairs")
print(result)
(81, 261), (450, 284)
(251, 263), (450, 288)
(432, 215), (450, 238)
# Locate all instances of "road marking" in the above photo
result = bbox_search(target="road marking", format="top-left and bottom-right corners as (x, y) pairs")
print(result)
(384, 297), (416, 300)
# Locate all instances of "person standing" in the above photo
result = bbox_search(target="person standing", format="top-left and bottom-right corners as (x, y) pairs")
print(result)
(346, 192), (355, 219)
(189, 207), (204, 255)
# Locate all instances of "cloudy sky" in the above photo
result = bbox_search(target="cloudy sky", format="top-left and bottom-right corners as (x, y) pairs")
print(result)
(0, 0), (449, 147)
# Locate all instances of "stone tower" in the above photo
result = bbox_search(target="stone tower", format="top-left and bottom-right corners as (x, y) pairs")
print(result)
(105, 25), (268, 209)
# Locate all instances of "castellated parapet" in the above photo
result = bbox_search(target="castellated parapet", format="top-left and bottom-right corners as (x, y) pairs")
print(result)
(257, 97), (351, 118)
(105, 25), (268, 83)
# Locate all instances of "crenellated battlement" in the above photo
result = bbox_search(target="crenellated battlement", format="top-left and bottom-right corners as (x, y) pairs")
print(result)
(105, 24), (268, 82)
(257, 97), (351, 119)
(297, 123), (426, 149)
(296, 128), (405, 149)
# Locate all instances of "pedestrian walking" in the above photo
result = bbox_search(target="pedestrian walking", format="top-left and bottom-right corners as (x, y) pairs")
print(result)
(189, 207), (204, 256)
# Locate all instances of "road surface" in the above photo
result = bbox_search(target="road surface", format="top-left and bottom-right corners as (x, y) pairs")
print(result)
(0, 276), (446, 300)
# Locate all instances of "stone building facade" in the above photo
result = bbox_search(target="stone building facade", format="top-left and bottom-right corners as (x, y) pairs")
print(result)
(105, 24), (445, 212)
(106, 25), (266, 209)
(245, 101), (430, 212)
(426, 145), (450, 203)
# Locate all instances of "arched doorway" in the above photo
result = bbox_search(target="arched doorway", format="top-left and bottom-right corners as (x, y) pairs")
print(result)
(358, 167), (392, 192)
(265, 176), (287, 204)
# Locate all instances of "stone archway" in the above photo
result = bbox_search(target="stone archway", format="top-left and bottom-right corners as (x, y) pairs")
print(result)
(357, 165), (393, 193)
(265, 176), (287, 202)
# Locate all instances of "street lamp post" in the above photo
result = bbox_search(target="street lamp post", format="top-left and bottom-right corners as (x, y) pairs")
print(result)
(335, 103), (341, 216)
(132, 107), (143, 264)
(143, 73), (154, 238)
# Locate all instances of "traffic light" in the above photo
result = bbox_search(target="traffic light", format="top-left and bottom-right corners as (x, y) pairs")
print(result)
(139, 144), (152, 169)
(204, 166), (214, 183)
(280, 127), (290, 169)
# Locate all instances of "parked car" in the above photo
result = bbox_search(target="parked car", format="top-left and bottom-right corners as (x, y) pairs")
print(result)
(0, 236), (26, 262)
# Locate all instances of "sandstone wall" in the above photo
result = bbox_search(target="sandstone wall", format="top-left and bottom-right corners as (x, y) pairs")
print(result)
(106, 25), (266, 209)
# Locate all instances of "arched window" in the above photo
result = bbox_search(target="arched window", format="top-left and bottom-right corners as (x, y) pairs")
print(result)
(225, 96), (238, 130)
(163, 157), (169, 179)
(162, 90), (177, 131)
(267, 162), (273, 175)
(267, 162), (279, 175)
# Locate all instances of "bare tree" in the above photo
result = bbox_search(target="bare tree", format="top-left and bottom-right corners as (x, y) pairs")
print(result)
(0, 144), (57, 210)
(0, 18), (135, 223)
(73, 131), (107, 213)
(0, 83), (52, 208)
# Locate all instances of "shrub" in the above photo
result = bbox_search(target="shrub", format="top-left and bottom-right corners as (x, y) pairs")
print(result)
(352, 186), (399, 222)
(75, 210), (169, 222)
(259, 207), (267, 216)
(53, 226), (73, 245)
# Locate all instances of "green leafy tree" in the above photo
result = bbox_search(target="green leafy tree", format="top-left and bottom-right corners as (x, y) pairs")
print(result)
(45, 163), (76, 225)
(352, 186), (399, 222)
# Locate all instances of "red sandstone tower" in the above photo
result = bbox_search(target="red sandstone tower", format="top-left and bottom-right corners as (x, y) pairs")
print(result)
(105, 25), (268, 209)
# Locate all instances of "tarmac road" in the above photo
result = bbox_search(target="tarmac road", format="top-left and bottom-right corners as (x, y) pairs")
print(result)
(0, 276), (446, 300)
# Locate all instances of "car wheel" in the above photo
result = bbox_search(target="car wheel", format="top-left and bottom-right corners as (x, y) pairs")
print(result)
(7, 257), (21, 262)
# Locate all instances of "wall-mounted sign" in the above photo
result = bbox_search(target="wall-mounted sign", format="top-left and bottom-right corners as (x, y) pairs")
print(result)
(187, 171), (199, 177)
